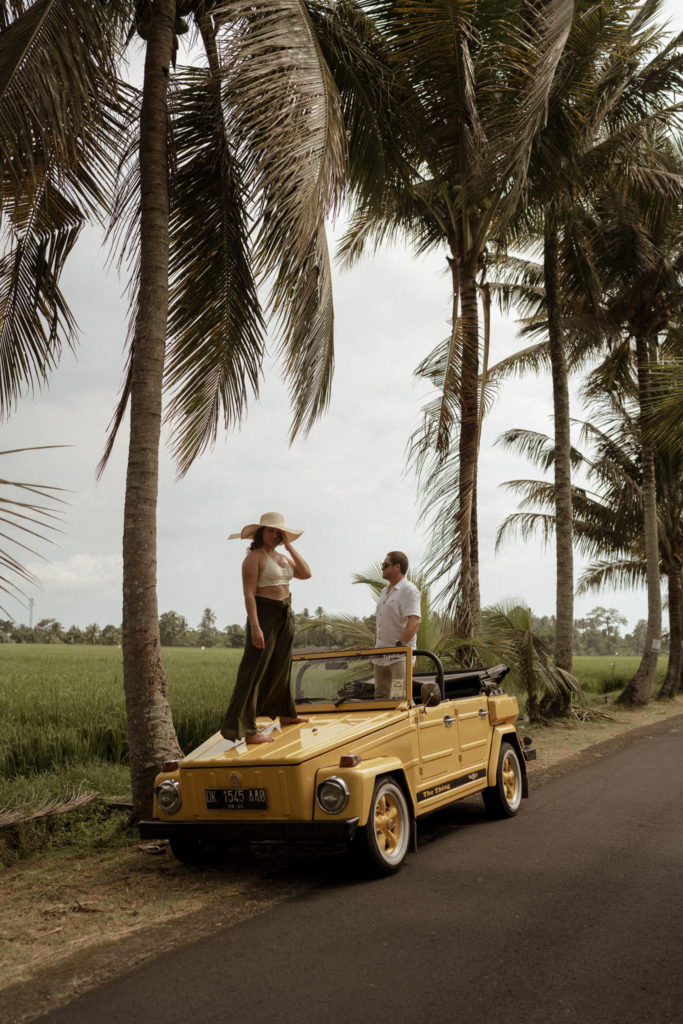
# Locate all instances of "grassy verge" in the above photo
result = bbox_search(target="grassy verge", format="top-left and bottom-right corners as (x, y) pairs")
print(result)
(0, 645), (242, 869)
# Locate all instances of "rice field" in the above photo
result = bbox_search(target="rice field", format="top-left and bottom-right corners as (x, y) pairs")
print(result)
(0, 645), (242, 782)
(573, 655), (668, 694)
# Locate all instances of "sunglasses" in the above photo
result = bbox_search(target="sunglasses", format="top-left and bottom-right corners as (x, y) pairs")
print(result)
(381, 561), (394, 569)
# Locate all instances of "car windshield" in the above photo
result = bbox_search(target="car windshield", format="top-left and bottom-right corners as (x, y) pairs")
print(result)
(292, 649), (409, 705)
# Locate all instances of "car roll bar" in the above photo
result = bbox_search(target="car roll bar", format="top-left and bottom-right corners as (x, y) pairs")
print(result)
(413, 649), (445, 699)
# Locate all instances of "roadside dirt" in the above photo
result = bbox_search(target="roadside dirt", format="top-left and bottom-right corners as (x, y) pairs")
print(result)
(2, 697), (682, 1024)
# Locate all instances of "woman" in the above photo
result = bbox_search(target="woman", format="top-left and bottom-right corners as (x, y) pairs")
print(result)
(221, 512), (311, 744)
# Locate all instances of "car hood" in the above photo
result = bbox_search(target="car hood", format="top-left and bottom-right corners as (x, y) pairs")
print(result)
(180, 708), (411, 767)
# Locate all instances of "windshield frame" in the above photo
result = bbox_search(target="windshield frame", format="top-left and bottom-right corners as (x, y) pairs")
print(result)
(292, 646), (415, 711)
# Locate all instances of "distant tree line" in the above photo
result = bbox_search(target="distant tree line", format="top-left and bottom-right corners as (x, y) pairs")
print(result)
(530, 608), (655, 658)
(158, 607), (378, 650)
(0, 618), (123, 646)
(0, 605), (656, 657)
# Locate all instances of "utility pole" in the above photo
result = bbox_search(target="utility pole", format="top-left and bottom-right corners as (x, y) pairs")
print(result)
(28, 597), (34, 628)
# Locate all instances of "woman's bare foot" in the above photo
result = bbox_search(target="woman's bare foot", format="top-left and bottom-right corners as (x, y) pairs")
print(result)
(279, 716), (309, 725)
(245, 732), (274, 744)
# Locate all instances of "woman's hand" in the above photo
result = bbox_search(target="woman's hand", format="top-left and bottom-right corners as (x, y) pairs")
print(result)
(282, 537), (312, 579)
(251, 625), (265, 649)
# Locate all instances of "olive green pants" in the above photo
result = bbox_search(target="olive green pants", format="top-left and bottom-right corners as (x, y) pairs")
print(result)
(220, 596), (296, 741)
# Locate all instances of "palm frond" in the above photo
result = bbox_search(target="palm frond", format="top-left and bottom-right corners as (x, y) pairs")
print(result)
(0, 185), (81, 415)
(311, 611), (375, 648)
(0, 445), (67, 616)
(163, 65), (265, 475)
(408, 320), (467, 475)
(644, 358), (683, 447)
(486, 339), (552, 384)
(576, 558), (647, 595)
(0, 0), (128, 213)
(442, 598), (582, 707)
(97, 89), (143, 478)
(487, 0), (576, 227)
(495, 509), (558, 552)
(216, 0), (347, 441)
(307, 0), (419, 211)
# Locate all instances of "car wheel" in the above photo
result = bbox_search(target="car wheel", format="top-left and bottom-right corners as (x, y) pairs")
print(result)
(363, 778), (411, 875)
(483, 742), (523, 818)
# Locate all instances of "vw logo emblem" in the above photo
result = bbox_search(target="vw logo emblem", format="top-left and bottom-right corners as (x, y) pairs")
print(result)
(229, 772), (241, 787)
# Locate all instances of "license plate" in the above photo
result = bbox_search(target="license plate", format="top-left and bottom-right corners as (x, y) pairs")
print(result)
(205, 788), (268, 811)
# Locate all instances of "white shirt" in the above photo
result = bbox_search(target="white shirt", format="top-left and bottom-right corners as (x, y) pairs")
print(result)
(375, 577), (421, 650)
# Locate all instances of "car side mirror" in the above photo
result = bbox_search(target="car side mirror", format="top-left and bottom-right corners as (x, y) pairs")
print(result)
(421, 682), (441, 709)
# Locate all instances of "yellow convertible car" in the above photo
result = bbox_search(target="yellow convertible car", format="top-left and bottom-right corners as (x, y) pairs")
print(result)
(139, 647), (535, 874)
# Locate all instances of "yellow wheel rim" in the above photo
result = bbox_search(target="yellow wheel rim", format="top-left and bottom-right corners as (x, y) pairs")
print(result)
(374, 792), (401, 855)
(502, 753), (518, 804)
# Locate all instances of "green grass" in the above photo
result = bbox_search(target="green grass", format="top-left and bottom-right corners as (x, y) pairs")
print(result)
(573, 655), (668, 695)
(0, 645), (243, 800)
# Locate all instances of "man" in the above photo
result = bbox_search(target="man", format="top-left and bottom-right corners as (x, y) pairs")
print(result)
(374, 551), (421, 698)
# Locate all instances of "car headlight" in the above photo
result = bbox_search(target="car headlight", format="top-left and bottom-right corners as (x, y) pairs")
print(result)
(317, 777), (350, 814)
(156, 779), (181, 815)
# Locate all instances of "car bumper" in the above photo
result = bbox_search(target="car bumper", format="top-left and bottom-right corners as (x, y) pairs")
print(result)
(139, 817), (360, 844)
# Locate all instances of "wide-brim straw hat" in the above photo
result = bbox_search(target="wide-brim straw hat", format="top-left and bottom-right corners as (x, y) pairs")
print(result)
(229, 512), (303, 542)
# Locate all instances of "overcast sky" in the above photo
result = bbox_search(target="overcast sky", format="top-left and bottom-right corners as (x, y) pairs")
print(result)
(3, 3), (681, 634)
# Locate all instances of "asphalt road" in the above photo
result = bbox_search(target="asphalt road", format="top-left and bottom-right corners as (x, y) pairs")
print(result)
(36, 722), (683, 1024)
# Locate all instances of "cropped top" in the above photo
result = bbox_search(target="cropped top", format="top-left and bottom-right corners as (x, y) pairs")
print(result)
(258, 552), (294, 588)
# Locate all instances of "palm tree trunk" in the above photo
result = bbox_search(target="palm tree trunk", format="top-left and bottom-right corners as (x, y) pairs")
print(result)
(618, 335), (662, 705)
(544, 222), (574, 679)
(454, 266), (480, 644)
(658, 566), (681, 699)
(122, 0), (182, 822)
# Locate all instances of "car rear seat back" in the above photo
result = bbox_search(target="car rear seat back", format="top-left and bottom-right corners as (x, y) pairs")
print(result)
(413, 671), (483, 702)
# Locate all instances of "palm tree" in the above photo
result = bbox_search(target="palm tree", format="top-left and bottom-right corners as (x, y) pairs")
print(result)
(118, 0), (184, 812)
(310, 0), (576, 643)
(446, 599), (582, 724)
(1, 2), (347, 818)
(110, 0), (347, 818)
(485, 0), (683, 677)
(496, 393), (683, 701)
(578, 182), (683, 703)
(575, 406), (682, 702)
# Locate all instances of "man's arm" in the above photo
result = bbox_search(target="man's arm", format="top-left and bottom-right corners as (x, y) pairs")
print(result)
(397, 614), (420, 646)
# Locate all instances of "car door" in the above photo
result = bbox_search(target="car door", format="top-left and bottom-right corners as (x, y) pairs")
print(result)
(453, 695), (492, 771)
(415, 700), (461, 782)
